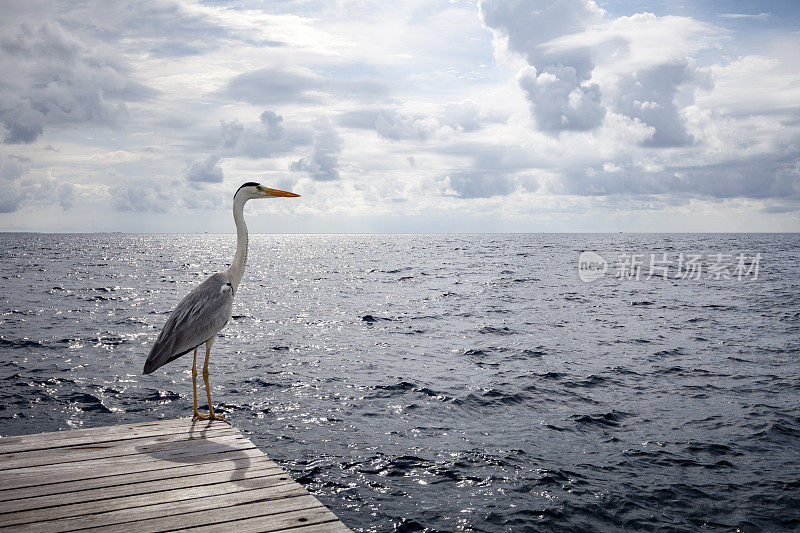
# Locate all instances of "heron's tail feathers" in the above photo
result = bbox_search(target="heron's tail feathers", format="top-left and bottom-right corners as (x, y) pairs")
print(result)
(143, 342), (194, 375)
(142, 356), (160, 375)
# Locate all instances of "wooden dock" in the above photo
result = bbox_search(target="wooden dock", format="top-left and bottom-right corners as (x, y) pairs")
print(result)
(0, 419), (352, 532)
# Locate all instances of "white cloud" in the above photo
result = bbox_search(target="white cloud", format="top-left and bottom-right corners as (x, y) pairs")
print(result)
(0, 19), (152, 143)
(259, 111), (285, 139)
(613, 58), (711, 146)
(114, 183), (170, 213)
(1, 0), (799, 230)
(718, 13), (769, 20)
(480, 0), (606, 133)
(0, 155), (30, 212)
(440, 171), (522, 199)
(375, 110), (440, 142)
(226, 66), (323, 105)
(517, 64), (605, 132)
(220, 110), (313, 159)
(290, 117), (341, 181)
(220, 119), (244, 148)
(697, 55), (800, 117)
(185, 155), (224, 183)
(0, 153), (79, 213)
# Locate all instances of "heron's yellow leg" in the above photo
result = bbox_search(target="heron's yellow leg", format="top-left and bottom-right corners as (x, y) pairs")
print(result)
(191, 348), (202, 421)
(201, 338), (230, 424)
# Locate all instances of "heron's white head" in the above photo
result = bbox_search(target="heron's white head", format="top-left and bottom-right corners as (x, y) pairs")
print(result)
(234, 182), (300, 201)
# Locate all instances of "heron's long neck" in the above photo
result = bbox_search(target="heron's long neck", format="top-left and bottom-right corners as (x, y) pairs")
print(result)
(229, 195), (248, 292)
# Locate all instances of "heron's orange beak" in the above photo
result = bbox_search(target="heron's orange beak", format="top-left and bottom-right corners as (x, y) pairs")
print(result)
(263, 187), (300, 198)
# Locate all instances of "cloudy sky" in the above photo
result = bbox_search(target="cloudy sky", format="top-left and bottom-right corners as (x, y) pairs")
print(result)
(1, 0), (799, 232)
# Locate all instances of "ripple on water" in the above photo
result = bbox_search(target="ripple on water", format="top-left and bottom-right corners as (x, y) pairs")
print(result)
(1, 232), (799, 532)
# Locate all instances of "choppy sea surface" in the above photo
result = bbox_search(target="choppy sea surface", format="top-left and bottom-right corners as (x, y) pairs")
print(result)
(1, 233), (799, 532)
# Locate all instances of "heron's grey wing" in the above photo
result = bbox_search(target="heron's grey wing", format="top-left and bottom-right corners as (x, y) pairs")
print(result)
(143, 272), (234, 374)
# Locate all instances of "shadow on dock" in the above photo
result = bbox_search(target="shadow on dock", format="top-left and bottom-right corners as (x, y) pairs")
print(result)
(135, 420), (256, 487)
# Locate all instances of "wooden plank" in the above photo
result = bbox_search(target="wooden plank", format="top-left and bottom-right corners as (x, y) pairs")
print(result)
(0, 419), (353, 533)
(0, 418), (218, 453)
(0, 469), (299, 527)
(0, 426), (238, 471)
(8, 484), (309, 532)
(0, 453), (280, 503)
(276, 522), (355, 533)
(0, 437), (258, 491)
(0, 433), (253, 480)
(172, 507), (343, 533)
(0, 464), (283, 514)
(80, 495), (324, 533)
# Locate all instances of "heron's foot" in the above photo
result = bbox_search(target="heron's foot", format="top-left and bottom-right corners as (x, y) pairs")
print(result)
(211, 413), (231, 425)
(192, 411), (230, 425)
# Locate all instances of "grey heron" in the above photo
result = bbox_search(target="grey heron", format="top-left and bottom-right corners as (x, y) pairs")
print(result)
(143, 182), (300, 423)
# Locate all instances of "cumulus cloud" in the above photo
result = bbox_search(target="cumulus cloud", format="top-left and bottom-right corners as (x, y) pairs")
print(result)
(697, 55), (800, 117)
(480, 2), (723, 145)
(517, 64), (605, 132)
(185, 155), (224, 183)
(553, 156), (800, 200)
(114, 184), (169, 212)
(220, 110), (312, 159)
(290, 117), (341, 181)
(226, 67), (322, 105)
(0, 153), (80, 212)
(220, 119), (244, 148)
(339, 101), (505, 141)
(718, 12), (770, 20)
(375, 110), (440, 141)
(440, 100), (482, 132)
(480, 0), (606, 133)
(1, 0), (798, 230)
(57, 181), (77, 210)
(615, 59), (712, 146)
(0, 155), (30, 212)
(441, 171), (520, 198)
(225, 65), (387, 106)
(0, 20), (153, 144)
(259, 110), (284, 140)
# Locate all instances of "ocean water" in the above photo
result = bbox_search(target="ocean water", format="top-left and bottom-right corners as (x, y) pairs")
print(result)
(1, 233), (799, 532)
